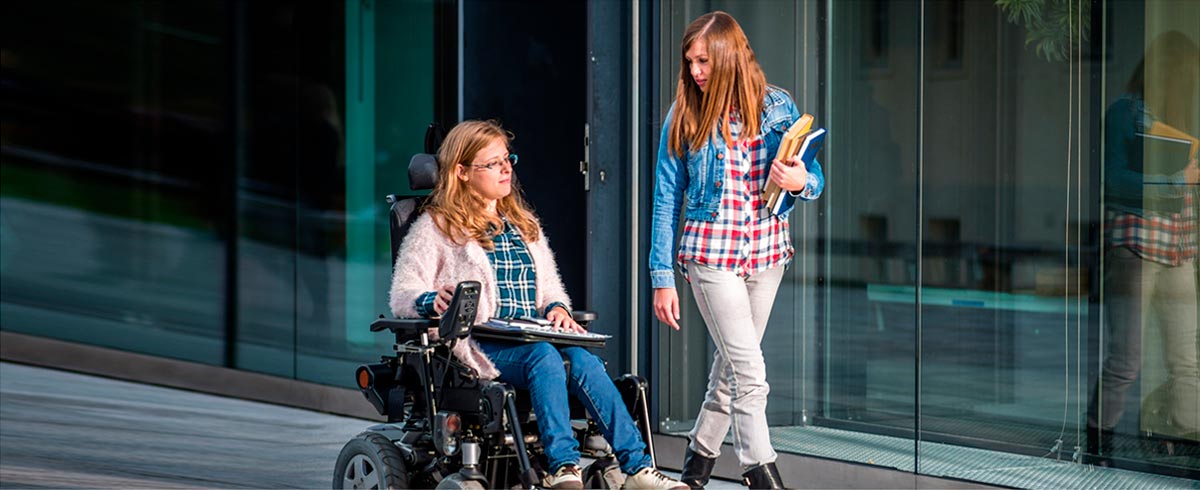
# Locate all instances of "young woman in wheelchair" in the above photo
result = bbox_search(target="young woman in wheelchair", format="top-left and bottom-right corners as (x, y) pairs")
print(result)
(389, 120), (686, 490)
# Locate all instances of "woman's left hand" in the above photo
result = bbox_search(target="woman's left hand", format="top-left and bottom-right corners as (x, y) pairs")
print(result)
(769, 157), (809, 192)
(546, 306), (586, 333)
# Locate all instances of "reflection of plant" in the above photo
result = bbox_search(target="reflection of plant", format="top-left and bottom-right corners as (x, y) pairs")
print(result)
(995, 0), (1091, 62)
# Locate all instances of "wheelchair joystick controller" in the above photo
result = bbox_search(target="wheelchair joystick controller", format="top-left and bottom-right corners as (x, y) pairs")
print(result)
(438, 281), (480, 341)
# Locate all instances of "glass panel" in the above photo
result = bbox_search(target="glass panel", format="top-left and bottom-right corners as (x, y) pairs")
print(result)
(1, 1), (228, 364)
(656, 0), (809, 434)
(1090, 0), (1200, 475)
(917, 0), (1093, 478)
(234, 0), (433, 386)
(295, 0), (435, 386)
(914, 0), (1200, 483)
(821, 0), (921, 471)
(653, 0), (921, 471)
(654, 0), (1198, 481)
(232, 2), (348, 377)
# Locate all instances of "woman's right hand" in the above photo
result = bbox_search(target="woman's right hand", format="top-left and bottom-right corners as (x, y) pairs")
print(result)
(433, 284), (455, 315)
(653, 287), (681, 330)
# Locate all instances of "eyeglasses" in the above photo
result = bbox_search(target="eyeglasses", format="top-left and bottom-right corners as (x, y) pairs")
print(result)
(469, 153), (519, 171)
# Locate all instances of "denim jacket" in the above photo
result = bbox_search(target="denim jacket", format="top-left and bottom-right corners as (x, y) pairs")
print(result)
(1104, 93), (1190, 215)
(649, 85), (825, 289)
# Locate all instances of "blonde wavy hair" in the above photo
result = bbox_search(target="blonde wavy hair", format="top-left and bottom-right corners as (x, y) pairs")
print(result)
(668, 11), (767, 158)
(426, 120), (540, 249)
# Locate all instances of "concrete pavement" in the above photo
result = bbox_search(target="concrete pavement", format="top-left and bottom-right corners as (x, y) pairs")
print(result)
(0, 362), (737, 489)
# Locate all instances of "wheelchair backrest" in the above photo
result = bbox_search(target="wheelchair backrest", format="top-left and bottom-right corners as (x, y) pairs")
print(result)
(386, 122), (447, 268)
(387, 152), (440, 270)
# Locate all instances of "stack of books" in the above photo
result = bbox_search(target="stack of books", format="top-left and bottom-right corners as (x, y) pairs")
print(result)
(762, 113), (826, 217)
(1138, 120), (1198, 177)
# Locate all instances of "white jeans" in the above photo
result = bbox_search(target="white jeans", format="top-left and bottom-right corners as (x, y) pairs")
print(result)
(1088, 247), (1199, 434)
(686, 263), (785, 468)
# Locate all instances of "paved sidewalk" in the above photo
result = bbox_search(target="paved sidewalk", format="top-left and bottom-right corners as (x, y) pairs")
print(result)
(0, 362), (738, 489)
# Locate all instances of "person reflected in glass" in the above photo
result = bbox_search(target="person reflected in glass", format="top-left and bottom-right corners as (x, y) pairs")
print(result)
(649, 11), (825, 489)
(1088, 30), (1200, 464)
(389, 120), (687, 490)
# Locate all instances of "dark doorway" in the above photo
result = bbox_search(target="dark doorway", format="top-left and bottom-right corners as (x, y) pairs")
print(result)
(462, 0), (588, 305)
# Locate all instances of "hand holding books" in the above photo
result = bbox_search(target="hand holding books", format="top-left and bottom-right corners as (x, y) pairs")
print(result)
(769, 153), (810, 190)
(762, 113), (826, 217)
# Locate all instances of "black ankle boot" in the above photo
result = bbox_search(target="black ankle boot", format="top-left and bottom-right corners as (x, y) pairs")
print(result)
(680, 446), (716, 489)
(741, 462), (784, 489)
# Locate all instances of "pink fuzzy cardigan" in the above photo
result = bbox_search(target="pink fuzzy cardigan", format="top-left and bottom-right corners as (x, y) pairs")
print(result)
(388, 212), (572, 380)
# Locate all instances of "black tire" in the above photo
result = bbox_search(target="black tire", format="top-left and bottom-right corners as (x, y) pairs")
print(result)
(433, 473), (485, 490)
(334, 432), (410, 490)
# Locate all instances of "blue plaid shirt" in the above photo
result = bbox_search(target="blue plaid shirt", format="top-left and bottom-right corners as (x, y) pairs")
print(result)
(416, 219), (566, 319)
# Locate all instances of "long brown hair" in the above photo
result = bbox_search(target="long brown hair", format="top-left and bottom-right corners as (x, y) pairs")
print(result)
(1126, 30), (1199, 134)
(426, 120), (540, 249)
(668, 11), (767, 157)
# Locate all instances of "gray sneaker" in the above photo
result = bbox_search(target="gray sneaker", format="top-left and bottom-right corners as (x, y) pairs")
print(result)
(622, 467), (689, 490)
(544, 464), (584, 489)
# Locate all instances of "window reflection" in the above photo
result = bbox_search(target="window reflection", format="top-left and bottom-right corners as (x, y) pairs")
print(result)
(1, 1), (228, 364)
(233, 2), (347, 378)
(861, 0), (890, 70)
(656, 0), (1199, 482)
(1089, 29), (1199, 467)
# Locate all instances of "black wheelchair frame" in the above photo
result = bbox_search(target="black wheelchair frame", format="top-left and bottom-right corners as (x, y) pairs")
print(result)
(333, 149), (656, 490)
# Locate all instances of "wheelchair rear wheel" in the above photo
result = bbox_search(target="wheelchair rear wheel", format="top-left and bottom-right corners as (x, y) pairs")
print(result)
(334, 432), (410, 490)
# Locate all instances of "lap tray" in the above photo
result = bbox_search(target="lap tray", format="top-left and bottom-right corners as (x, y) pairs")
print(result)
(472, 318), (610, 348)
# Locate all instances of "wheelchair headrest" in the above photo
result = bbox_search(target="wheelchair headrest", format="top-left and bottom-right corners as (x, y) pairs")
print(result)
(425, 122), (447, 154)
(408, 153), (439, 191)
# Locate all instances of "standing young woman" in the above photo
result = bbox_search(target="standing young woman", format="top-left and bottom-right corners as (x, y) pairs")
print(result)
(391, 120), (686, 490)
(649, 11), (825, 490)
(1086, 30), (1199, 463)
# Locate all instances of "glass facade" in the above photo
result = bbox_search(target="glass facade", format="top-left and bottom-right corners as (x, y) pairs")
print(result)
(2, 0), (1197, 487)
(1, 0), (431, 385)
(654, 0), (1198, 484)
(3, 1), (232, 364)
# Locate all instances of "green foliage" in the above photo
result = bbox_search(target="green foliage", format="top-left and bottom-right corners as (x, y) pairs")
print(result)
(995, 0), (1091, 62)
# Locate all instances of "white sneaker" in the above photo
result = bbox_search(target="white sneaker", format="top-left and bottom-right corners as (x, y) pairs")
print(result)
(543, 464), (584, 489)
(622, 467), (689, 490)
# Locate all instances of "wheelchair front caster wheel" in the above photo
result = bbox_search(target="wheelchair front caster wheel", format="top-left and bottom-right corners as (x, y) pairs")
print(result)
(583, 457), (625, 489)
(434, 473), (485, 490)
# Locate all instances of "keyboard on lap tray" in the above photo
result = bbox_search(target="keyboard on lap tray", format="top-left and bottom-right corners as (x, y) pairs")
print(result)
(477, 317), (612, 343)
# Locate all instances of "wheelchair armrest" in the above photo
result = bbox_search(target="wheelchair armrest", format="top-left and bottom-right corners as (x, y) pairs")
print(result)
(572, 311), (597, 322)
(370, 317), (436, 333)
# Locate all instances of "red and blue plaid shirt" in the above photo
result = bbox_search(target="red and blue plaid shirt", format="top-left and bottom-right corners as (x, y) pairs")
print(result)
(677, 115), (793, 280)
(1105, 192), (1198, 266)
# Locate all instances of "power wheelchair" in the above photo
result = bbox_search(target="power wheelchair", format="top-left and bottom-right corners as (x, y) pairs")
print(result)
(333, 147), (657, 490)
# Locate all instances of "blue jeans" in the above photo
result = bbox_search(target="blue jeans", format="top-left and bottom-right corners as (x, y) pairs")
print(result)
(476, 340), (653, 474)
